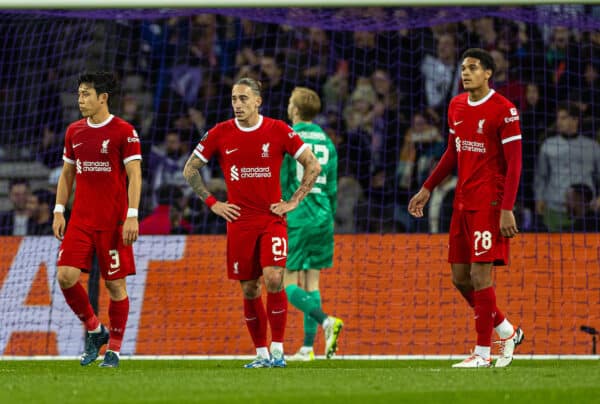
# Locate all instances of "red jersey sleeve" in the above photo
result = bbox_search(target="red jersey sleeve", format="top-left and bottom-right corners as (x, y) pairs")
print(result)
(498, 103), (522, 210)
(423, 104), (457, 191)
(121, 126), (143, 164)
(193, 127), (219, 163)
(280, 122), (307, 158)
(63, 125), (75, 164)
(498, 105), (522, 144)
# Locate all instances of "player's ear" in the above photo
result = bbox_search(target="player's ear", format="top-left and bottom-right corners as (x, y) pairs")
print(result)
(99, 92), (109, 104)
(256, 95), (262, 108)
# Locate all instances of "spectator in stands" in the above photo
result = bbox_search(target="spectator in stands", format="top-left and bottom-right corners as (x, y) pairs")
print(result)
(574, 62), (600, 137)
(544, 26), (579, 101)
(26, 189), (54, 235)
(139, 184), (191, 235)
(371, 68), (410, 141)
(490, 50), (526, 110)
(0, 178), (31, 236)
(35, 124), (64, 168)
(148, 130), (209, 209)
(286, 28), (331, 93)
(535, 103), (600, 231)
(519, 82), (548, 230)
(420, 33), (460, 123)
(397, 111), (444, 190)
(473, 17), (498, 51)
(344, 31), (380, 83)
(321, 62), (350, 111)
(565, 183), (598, 231)
(120, 94), (151, 137)
(335, 176), (364, 234)
(257, 53), (293, 119)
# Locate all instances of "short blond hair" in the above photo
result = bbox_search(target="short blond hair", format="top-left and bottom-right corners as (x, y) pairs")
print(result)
(291, 87), (321, 121)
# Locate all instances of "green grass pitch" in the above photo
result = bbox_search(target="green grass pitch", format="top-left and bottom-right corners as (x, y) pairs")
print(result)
(1, 360), (599, 403)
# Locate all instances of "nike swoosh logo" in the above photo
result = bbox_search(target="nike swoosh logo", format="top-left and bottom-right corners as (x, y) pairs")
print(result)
(271, 309), (286, 314)
(454, 121), (463, 126)
(273, 256), (286, 261)
(107, 268), (120, 275)
(244, 317), (257, 321)
(225, 148), (238, 155)
(474, 251), (488, 256)
(73, 143), (83, 148)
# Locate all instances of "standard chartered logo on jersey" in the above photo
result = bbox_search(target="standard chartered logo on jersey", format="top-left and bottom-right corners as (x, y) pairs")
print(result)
(230, 164), (271, 181)
(455, 137), (486, 154)
(76, 158), (112, 173)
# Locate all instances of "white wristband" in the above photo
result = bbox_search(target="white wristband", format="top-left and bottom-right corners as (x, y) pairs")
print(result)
(127, 208), (139, 218)
(53, 204), (65, 214)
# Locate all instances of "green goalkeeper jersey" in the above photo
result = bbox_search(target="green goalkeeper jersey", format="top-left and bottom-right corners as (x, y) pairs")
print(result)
(281, 122), (338, 228)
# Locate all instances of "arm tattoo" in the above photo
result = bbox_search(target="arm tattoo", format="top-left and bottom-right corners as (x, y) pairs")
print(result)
(183, 154), (211, 201)
(291, 153), (320, 204)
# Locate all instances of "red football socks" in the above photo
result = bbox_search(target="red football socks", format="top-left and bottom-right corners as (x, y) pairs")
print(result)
(460, 288), (506, 327)
(267, 290), (288, 343)
(243, 296), (268, 348)
(474, 287), (496, 347)
(107, 297), (129, 352)
(61, 282), (99, 331)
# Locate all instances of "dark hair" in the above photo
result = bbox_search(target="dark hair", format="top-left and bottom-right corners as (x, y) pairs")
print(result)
(461, 48), (496, 78)
(557, 102), (580, 120)
(78, 71), (118, 106)
(32, 189), (54, 207)
(234, 77), (262, 97)
(569, 183), (594, 203)
(9, 178), (30, 190)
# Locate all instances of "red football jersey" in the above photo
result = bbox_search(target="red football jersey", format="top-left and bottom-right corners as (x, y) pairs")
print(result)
(63, 115), (142, 230)
(194, 116), (306, 219)
(447, 89), (522, 211)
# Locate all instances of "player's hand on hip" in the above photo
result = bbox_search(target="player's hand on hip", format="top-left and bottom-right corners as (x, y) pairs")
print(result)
(122, 217), (139, 246)
(52, 213), (66, 241)
(408, 187), (431, 218)
(212, 201), (240, 222)
(270, 200), (297, 217)
(500, 209), (519, 238)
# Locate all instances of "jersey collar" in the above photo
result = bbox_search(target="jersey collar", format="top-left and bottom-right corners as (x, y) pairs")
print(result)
(235, 115), (263, 132)
(467, 89), (495, 107)
(87, 114), (114, 128)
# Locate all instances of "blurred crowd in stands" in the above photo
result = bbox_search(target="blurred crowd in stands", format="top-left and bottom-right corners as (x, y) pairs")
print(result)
(0, 6), (599, 235)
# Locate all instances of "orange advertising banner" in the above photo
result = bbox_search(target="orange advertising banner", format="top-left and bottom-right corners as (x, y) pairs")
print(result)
(1, 234), (599, 356)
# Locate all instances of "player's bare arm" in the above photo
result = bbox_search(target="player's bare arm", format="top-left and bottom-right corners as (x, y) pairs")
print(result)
(123, 160), (142, 246)
(408, 187), (431, 218)
(52, 162), (76, 241)
(183, 154), (240, 222)
(271, 148), (321, 216)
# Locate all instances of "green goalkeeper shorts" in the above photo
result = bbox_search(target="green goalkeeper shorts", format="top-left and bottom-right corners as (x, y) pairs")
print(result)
(286, 221), (334, 271)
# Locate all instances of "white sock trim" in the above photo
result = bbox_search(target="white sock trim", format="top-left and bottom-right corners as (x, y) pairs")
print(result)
(270, 342), (284, 354)
(256, 347), (269, 359)
(474, 345), (491, 359)
(495, 319), (515, 339)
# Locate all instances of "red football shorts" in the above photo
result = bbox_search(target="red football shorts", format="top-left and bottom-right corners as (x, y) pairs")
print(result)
(448, 208), (509, 265)
(57, 223), (136, 280)
(226, 217), (288, 280)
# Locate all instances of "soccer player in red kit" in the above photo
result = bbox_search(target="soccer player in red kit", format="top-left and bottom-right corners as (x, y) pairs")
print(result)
(408, 48), (524, 368)
(53, 72), (142, 368)
(183, 77), (321, 368)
